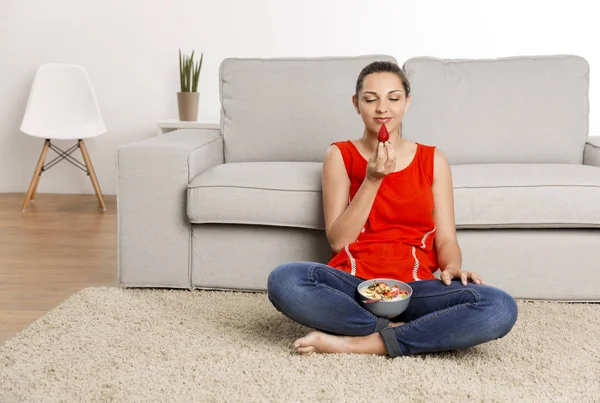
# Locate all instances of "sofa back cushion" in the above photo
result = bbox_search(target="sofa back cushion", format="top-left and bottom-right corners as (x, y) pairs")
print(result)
(402, 55), (590, 164)
(219, 55), (396, 163)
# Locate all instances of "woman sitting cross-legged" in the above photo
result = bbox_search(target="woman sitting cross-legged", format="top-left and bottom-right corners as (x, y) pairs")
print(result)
(267, 61), (518, 357)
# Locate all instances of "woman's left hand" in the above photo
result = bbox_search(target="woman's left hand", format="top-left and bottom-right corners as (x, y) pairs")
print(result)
(440, 267), (484, 286)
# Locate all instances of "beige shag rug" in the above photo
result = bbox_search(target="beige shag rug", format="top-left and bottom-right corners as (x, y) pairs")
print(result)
(1, 287), (599, 402)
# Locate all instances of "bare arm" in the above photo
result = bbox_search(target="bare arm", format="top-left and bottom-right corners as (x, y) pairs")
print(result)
(432, 148), (462, 271)
(322, 145), (384, 254)
(432, 149), (484, 285)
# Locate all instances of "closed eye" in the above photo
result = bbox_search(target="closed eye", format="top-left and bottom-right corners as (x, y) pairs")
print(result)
(365, 98), (400, 103)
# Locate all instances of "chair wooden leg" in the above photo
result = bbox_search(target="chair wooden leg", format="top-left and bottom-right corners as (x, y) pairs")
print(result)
(22, 139), (50, 212)
(30, 157), (44, 203)
(79, 140), (106, 211)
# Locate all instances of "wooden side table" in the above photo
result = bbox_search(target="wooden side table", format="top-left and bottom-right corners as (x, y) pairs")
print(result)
(157, 119), (220, 135)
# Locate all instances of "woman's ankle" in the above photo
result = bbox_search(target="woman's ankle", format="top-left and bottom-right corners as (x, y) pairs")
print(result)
(347, 333), (388, 355)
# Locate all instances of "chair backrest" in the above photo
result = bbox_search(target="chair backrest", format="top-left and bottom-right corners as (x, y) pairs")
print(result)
(402, 55), (589, 164)
(20, 63), (106, 139)
(219, 55), (397, 163)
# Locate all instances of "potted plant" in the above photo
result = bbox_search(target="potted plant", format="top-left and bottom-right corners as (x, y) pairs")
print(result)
(178, 49), (203, 121)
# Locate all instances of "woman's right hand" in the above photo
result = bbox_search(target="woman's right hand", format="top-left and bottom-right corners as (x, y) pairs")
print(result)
(366, 141), (396, 182)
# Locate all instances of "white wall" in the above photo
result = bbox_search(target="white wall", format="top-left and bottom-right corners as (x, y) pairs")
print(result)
(1, 0), (597, 195)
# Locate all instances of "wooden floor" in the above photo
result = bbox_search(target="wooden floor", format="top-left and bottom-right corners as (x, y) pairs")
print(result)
(0, 193), (118, 344)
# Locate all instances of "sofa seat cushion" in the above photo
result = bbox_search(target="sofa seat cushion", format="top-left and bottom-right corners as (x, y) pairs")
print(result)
(453, 164), (600, 228)
(188, 162), (324, 229)
(188, 162), (600, 230)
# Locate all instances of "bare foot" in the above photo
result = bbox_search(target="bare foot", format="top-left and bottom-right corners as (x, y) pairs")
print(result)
(293, 330), (351, 355)
(390, 321), (404, 327)
(293, 328), (391, 356)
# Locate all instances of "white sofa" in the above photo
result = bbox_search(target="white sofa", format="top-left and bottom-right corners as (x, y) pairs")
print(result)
(117, 54), (600, 301)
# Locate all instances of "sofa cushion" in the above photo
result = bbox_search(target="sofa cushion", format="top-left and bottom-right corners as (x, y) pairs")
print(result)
(453, 164), (600, 228)
(188, 162), (324, 229)
(402, 55), (590, 164)
(188, 162), (600, 230)
(219, 55), (396, 163)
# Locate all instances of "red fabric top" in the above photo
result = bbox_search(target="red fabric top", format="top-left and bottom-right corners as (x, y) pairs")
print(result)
(326, 140), (439, 282)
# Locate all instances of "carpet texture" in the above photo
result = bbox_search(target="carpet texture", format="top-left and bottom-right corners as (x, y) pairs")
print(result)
(1, 287), (599, 402)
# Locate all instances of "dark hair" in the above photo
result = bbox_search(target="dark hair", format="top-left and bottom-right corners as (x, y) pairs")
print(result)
(355, 61), (411, 98)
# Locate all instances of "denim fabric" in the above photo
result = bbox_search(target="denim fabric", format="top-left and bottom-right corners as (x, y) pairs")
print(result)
(267, 261), (518, 358)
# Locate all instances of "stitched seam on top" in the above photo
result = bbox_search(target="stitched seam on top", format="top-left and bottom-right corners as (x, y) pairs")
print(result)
(344, 245), (357, 276)
(421, 226), (436, 248)
(411, 246), (421, 281)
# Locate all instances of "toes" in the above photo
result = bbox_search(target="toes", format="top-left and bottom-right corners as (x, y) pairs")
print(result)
(293, 337), (308, 349)
(293, 331), (321, 355)
(297, 346), (314, 355)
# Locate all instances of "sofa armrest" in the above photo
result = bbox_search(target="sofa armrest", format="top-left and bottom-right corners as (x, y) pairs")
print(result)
(117, 129), (224, 288)
(583, 136), (600, 168)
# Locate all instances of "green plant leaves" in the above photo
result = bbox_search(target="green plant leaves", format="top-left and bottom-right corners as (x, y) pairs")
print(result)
(179, 49), (203, 93)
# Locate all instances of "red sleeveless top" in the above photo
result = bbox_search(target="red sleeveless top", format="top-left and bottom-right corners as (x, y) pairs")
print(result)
(326, 140), (439, 282)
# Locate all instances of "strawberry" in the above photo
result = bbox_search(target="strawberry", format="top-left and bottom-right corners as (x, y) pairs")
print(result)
(378, 124), (389, 143)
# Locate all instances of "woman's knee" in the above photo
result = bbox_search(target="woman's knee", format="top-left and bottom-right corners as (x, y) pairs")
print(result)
(267, 261), (310, 306)
(479, 286), (519, 339)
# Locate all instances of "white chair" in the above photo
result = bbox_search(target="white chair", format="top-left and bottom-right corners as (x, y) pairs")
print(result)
(20, 63), (107, 212)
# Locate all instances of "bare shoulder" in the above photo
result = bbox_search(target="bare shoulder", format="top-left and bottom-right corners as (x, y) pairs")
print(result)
(324, 143), (343, 165)
(433, 147), (451, 179)
(322, 143), (351, 235)
(433, 147), (448, 164)
(322, 144), (349, 181)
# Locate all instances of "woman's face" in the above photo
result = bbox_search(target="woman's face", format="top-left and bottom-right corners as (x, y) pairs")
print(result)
(353, 72), (410, 136)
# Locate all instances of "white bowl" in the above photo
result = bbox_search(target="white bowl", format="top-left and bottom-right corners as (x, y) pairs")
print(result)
(357, 278), (413, 318)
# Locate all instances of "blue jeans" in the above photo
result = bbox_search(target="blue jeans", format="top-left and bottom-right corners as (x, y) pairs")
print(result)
(267, 261), (518, 358)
